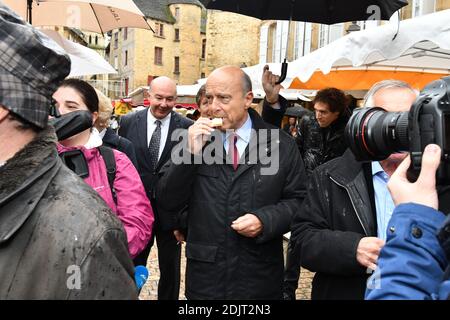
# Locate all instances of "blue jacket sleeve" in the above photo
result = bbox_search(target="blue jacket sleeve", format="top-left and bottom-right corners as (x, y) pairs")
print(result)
(365, 203), (449, 300)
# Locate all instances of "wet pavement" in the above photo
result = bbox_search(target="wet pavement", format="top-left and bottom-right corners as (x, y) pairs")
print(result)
(139, 240), (313, 300)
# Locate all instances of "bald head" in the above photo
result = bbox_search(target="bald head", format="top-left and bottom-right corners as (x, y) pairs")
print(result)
(150, 76), (177, 95)
(149, 76), (177, 119)
(206, 65), (254, 130)
(208, 66), (252, 97)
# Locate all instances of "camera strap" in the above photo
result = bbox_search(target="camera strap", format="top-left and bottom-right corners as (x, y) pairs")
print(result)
(59, 149), (89, 179)
(59, 146), (117, 205)
(98, 146), (117, 205)
(409, 96), (427, 171)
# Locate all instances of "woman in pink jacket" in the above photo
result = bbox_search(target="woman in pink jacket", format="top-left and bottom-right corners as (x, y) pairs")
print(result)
(53, 79), (154, 259)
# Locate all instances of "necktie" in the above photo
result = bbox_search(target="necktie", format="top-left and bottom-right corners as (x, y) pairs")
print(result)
(148, 120), (162, 170)
(228, 133), (239, 171)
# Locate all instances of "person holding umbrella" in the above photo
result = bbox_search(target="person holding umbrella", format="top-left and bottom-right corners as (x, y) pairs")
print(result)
(262, 65), (351, 176)
(261, 65), (351, 300)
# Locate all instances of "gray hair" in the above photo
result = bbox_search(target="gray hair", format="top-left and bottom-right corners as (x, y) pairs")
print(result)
(363, 80), (418, 108)
(242, 71), (252, 95)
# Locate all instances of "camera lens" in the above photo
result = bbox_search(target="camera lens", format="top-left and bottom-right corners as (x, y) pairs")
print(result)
(345, 107), (409, 161)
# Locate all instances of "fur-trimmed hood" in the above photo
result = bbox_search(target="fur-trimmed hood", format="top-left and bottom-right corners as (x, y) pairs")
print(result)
(0, 126), (57, 199)
(0, 124), (138, 299)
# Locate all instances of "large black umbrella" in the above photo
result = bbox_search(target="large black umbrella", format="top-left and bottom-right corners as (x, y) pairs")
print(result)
(200, 0), (408, 25)
(200, 0), (408, 83)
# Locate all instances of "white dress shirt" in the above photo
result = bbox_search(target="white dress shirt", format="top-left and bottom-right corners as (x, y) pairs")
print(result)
(147, 109), (171, 161)
(223, 113), (253, 159)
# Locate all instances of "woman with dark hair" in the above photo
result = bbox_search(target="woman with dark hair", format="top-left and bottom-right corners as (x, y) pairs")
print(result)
(195, 84), (210, 117)
(53, 79), (154, 259)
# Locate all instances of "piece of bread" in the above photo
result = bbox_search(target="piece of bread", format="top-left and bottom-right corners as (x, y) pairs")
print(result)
(211, 118), (223, 127)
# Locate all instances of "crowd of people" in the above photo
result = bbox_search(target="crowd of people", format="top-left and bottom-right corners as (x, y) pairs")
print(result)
(0, 2), (449, 300)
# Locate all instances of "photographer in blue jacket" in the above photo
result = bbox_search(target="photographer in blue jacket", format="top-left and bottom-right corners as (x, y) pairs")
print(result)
(366, 144), (450, 300)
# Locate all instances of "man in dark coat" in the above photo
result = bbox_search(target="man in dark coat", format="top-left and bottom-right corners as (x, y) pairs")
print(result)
(261, 65), (350, 299)
(118, 77), (193, 300)
(0, 3), (137, 299)
(157, 66), (306, 299)
(262, 65), (350, 176)
(291, 80), (419, 299)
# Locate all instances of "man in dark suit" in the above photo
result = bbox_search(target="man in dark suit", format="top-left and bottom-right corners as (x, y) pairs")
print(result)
(118, 76), (193, 300)
(102, 127), (138, 169)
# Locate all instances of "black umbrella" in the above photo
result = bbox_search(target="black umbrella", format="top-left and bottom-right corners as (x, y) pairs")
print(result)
(285, 104), (312, 118)
(200, 0), (408, 83)
(200, 0), (408, 25)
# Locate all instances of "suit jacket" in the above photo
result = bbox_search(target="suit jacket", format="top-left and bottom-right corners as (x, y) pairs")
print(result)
(102, 127), (138, 169)
(118, 109), (193, 230)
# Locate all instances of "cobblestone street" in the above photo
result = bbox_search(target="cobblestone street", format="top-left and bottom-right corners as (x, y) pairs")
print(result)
(139, 240), (313, 300)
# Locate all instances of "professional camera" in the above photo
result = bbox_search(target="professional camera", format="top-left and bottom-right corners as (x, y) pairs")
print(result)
(345, 76), (450, 184)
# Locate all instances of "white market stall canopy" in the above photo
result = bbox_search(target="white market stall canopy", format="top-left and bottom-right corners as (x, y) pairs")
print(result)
(244, 9), (450, 91)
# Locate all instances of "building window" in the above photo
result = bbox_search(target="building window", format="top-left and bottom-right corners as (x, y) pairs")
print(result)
(124, 50), (128, 66)
(114, 32), (118, 49)
(123, 27), (128, 41)
(89, 35), (92, 44)
(319, 25), (330, 48)
(95, 35), (98, 45)
(201, 72), (206, 79)
(174, 7), (180, 20)
(328, 23), (343, 43)
(155, 23), (164, 37)
(154, 47), (163, 65)
(174, 28), (180, 41)
(413, 0), (435, 17)
(174, 57), (180, 74)
(125, 78), (129, 96)
(259, 25), (269, 63)
(201, 39), (206, 59)
(114, 56), (118, 70)
(266, 23), (276, 63)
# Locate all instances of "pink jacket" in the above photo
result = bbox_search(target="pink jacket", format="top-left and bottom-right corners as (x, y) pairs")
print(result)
(57, 144), (154, 259)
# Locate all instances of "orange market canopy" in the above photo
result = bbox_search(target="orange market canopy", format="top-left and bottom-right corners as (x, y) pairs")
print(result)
(289, 66), (449, 91)
(244, 9), (450, 91)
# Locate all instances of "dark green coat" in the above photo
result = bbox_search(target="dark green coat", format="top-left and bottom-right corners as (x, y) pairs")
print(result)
(0, 127), (137, 299)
